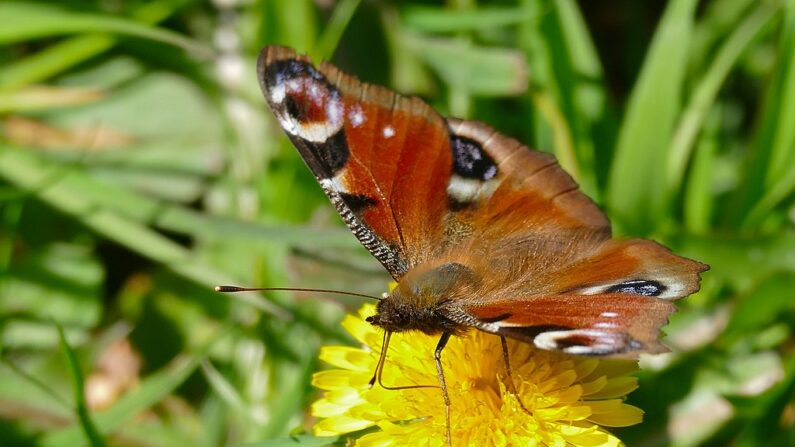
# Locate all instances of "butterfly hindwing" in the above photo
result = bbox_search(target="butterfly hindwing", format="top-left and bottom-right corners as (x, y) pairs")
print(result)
(457, 238), (708, 356)
(465, 293), (676, 356)
(445, 118), (610, 238)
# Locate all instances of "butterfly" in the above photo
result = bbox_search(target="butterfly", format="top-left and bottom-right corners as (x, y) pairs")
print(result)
(256, 45), (708, 440)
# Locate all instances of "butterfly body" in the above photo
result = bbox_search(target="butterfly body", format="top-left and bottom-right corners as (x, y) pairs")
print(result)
(256, 45), (708, 358)
(367, 261), (482, 336)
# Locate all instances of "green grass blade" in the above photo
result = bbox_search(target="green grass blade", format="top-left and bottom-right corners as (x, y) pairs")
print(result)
(0, 354), (72, 411)
(0, 147), (289, 318)
(405, 36), (528, 97)
(667, 2), (778, 209)
(56, 324), (107, 447)
(732, 354), (795, 446)
(0, 2), (212, 58)
(262, 355), (317, 438)
(517, 0), (606, 196)
(200, 396), (227, 447)
(0, 0), (191, 90)
(721, 273), (795, 346)
(0, 146), (356, 248)
(200, 359), (248, 415)
(607, 0), (698, 234)
(41, 355), (201, 447)
(402, 5), (530, 32)
(530, 91), (580, 181)
(0, 197), (24, 271)
(555, 0), (607, 124)
(314, 0), (362, 60)
(270, 0), (317, 53)
(679, 231), (795, 292)
(745, 162), (795, 227)
(689, 0), (756, 71)
(741, 0), (795, 228)
(0, 34), (114, 91)
(683, 110), (719, 233)
(379, 6), (435, 96)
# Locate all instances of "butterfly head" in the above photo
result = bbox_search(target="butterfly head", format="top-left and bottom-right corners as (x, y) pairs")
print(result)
(365, 262), (480, 335)
(365, 297), (437, 334)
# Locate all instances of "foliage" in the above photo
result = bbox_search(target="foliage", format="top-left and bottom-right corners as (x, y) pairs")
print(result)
(1, 0), (794, 446)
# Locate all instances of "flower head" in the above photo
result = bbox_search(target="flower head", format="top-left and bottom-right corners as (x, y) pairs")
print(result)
(312, 304), (643, 446)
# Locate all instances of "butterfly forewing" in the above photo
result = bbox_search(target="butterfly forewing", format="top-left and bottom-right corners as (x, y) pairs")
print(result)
(258, 46), (453, 278)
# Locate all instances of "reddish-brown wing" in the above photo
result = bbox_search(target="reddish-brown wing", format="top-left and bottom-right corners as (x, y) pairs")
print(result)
(468, 293), (676, 356)
(449, 236), (708, 356)
(257, 46), (452, 278)
(444, 119), (610, 242)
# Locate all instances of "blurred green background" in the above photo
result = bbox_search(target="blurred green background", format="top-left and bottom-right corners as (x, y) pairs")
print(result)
(1, 0), (794, 446)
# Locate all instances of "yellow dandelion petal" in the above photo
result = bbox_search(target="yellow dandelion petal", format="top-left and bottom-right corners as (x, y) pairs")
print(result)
(573, 358), (601, 378)
(356, 431), (396, 447)
(586, 400), (644, 427)
(342, 313), (380, 346)
(587, 359), (639, 378)
(581, 375), (609, 395)
(312, 369), (369, 390)
(312, 398), (350, 418)
(313, 415), (374, 436)
(558, 425), (620, 447)
(312, 388), (366, 417)
(319, 346), (374, 372)
(589, 376), (639, 399)
(311, 304), (643, 445)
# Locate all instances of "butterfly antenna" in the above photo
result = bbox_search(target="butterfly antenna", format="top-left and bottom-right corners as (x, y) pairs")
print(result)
(215, 285), (381, 301)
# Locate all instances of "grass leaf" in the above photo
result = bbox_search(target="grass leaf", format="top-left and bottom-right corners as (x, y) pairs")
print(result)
(607, 0), (698, 234)
(518, 0), (607, 195)
(0, 0), (190, 90)
(42, 355), (201, 447)
(405, 36), (528, 96)
(740, 0), (795, 228)
(683, 110), (719, 233)
(0, 147), (289, 318)
(314, 0), (362, 60)
(56, 323), (107, 447)
(402, 5), (530, 32)
(721, 273), (795, 345)
(0, 2), (212, 57)
(667, 2), (778, 209)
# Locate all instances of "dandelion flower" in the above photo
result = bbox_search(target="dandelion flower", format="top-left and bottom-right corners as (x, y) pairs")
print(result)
(311, 304), (643, 447)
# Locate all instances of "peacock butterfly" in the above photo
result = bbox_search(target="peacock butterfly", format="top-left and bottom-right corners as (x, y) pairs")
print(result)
(255, 45), (708, 441)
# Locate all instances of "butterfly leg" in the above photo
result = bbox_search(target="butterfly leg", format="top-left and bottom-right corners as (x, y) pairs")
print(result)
(369, 331), (439, 392)
(434, 332), (452, 447)
(500, 335), (532, 415)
